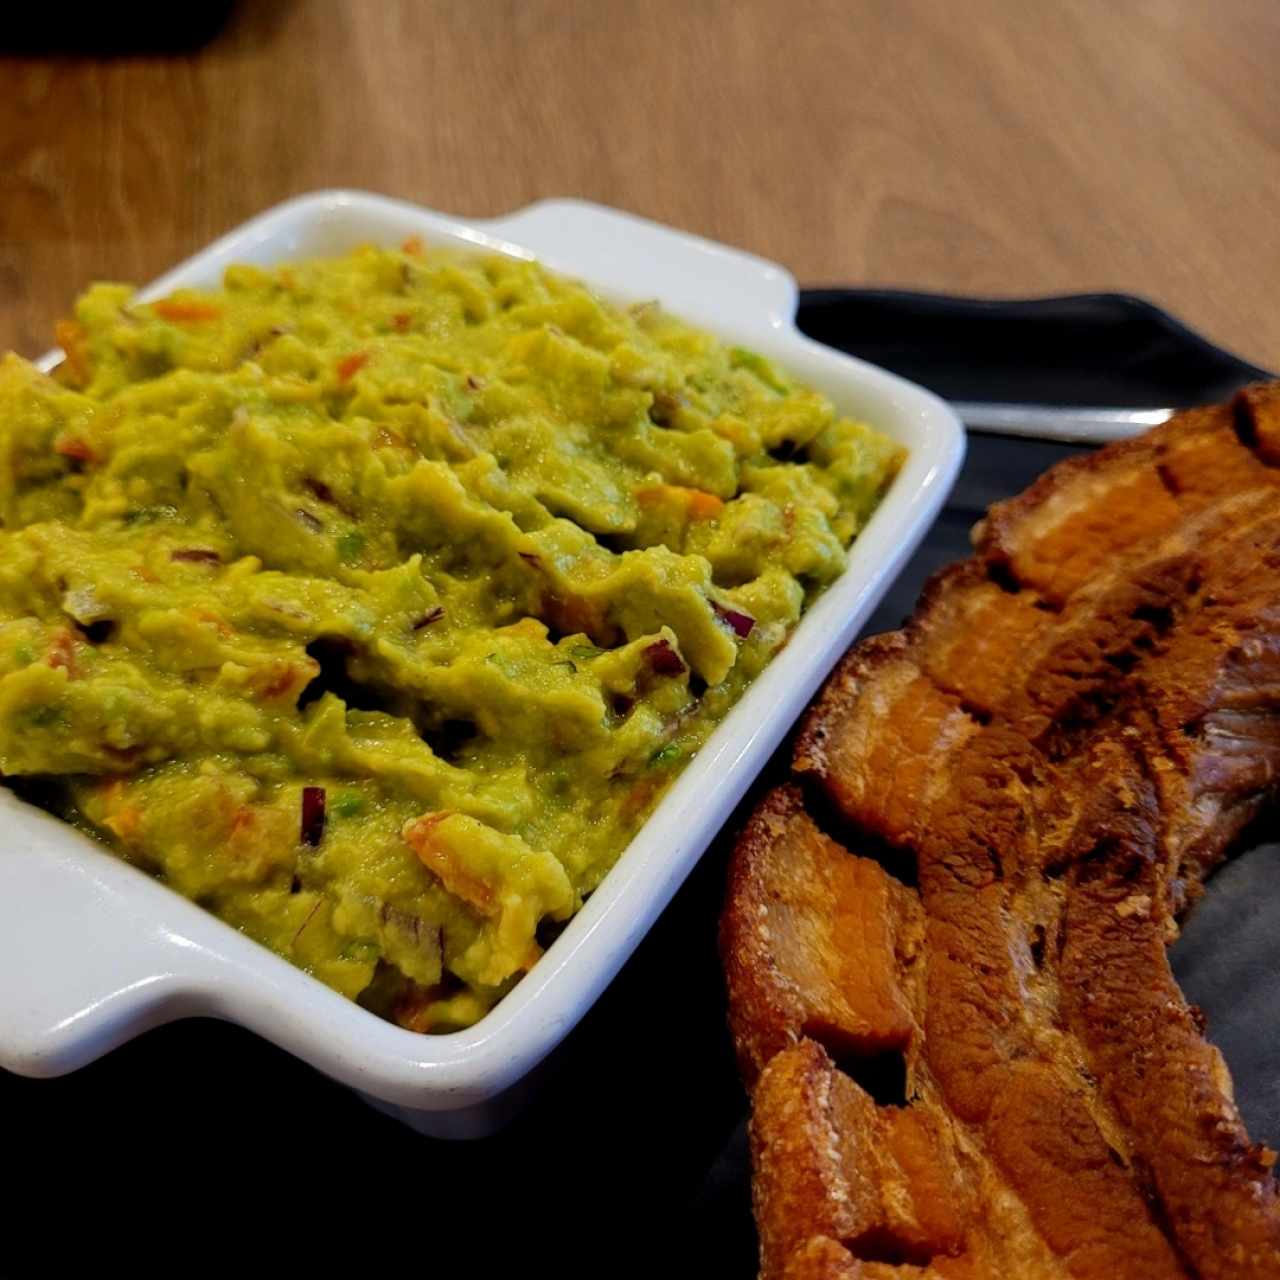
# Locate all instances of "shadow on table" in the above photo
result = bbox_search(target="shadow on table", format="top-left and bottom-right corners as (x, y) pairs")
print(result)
(0, 0), (297, 55)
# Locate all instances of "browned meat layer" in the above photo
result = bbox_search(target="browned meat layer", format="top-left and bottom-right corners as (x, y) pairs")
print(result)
(723, 785), (924, 1087)
(722, 388), (1280, 1279)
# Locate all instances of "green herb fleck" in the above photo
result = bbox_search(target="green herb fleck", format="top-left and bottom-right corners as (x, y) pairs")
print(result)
(336, 529), (365, 562)
(333, 790), (364, 818)
(339, 939), (380, 962)
(648, 742), (683, 769)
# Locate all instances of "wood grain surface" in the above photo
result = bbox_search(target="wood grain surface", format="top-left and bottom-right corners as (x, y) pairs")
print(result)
(2, 0), (1278, 368)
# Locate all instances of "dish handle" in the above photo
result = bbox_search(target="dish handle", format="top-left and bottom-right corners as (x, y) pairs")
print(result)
(478, 198), (799, 335)
(0, 800), (213, 1077)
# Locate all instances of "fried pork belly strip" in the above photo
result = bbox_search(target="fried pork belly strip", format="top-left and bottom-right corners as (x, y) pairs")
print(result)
(723, 785), (924, 1086)
(723, 389), (1280, 1278)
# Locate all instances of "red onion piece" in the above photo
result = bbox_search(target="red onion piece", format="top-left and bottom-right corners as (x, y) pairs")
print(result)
(713, 602), (756, 638)
(300, 786), (326, 847)
(646, 639), (687, 676)
(411, 606), (445, 631)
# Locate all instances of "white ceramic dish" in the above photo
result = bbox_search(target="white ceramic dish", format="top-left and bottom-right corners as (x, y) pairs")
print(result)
(0, 191), (963, 1137)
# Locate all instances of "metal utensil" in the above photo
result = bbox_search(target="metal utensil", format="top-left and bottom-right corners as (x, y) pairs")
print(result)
(952, 402), (1175, 444)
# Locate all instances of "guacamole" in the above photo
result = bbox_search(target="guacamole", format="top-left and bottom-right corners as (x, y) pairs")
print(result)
(0, 242), (902, 1030)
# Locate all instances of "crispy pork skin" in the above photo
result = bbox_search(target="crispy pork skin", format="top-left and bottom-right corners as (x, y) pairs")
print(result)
(722, 785), (924, 1086)
(724, 387), (1280, 1278)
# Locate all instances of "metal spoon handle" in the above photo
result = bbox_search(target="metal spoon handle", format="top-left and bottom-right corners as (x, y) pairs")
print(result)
(951, 401), (1175, 444)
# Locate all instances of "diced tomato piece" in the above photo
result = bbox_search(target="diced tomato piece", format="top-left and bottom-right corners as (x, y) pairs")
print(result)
(100, 781), (143, 842)
(541, 592), (614, 644)
(193, 609), (233, 637)
(336, 351), (370, 383)
(229, 807), (256, 839)
(151, 298), (222, 324)
(403, 811), (497, 916)
(392, 980), (448, 1033)
(635, 483), (724, 521)
(250, 660), (308, 701)
(46, 628), (78, 677)
(54, 319), (90, 386)
(686, 490), (725, 521)
(54, 436), (96, 463)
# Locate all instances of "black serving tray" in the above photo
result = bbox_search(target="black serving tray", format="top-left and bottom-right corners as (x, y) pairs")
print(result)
(3, 292), (1274, 1275)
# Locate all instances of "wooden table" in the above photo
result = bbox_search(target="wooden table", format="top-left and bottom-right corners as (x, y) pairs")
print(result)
(3, 0), (1278, 369)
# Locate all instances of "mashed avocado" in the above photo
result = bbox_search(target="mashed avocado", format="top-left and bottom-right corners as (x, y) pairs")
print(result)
(0, 242), (902, 1030)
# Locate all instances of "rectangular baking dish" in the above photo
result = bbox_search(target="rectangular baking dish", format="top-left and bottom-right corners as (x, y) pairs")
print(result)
(0, 192), (964, 1137)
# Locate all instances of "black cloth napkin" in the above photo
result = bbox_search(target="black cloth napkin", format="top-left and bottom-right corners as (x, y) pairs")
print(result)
(3, 292), (1274, 1275)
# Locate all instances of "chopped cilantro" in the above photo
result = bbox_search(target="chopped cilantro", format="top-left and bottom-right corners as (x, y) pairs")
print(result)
(648, 742), (683, 768)
(336, 529), (365, 562)
(333, 790), (364, 818)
